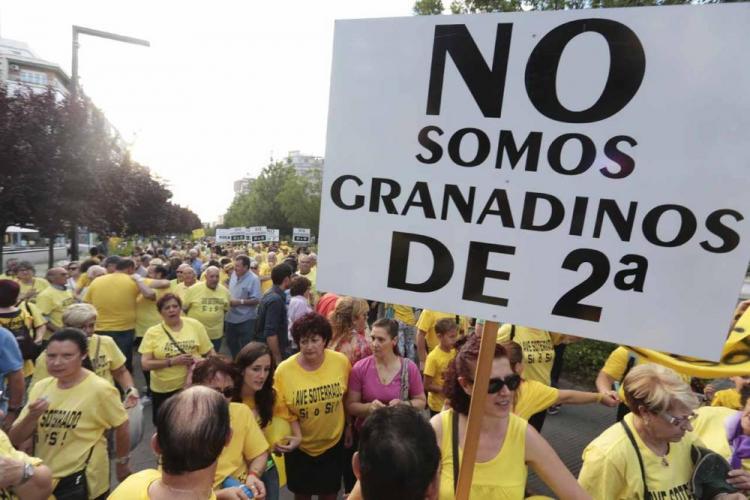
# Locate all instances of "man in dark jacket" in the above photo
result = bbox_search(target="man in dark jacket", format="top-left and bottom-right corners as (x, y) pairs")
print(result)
(254, 263), (293, 364)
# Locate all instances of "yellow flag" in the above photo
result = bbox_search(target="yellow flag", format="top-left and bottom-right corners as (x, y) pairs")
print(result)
(628, 328), (750, 379)
(191, 228), (205, 239)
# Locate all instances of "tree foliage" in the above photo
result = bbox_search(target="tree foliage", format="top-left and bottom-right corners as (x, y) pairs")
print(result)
(0, 85), (201, 266)
(223, 162), (322, 237)
(414, 0), (697, 14)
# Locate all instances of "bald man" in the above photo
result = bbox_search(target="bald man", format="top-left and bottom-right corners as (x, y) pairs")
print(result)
(35, 267), (76, 334)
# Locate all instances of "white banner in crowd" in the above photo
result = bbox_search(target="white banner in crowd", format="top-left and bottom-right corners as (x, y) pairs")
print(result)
(293, 228), (311, 245)
(267, 229), (280, 242)
(215, 227), (249, 243)
(317, 4), (750, 358)
(249, 226), (268, 243)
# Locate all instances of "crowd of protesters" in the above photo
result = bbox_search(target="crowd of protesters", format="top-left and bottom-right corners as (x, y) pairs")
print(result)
(0, 238), (748, 500)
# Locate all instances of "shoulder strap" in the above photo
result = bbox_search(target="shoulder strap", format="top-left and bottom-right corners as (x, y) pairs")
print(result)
(161, 324), (188, 355)
(452, 410), (460, 494)
(621, 352), (637, 384)
(620, 420), (650, 500)
(93, 336), (102, 371)
(399, 358), (409, 401)
(510, 324), (516, 340)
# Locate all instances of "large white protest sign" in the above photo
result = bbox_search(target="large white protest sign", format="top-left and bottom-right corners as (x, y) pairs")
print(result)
(317, 4), (750, 358)
(249, 226), (268, 243)
(267, 229), (280, 243)
(293, 228), (311, 245)
(216, 227), (248, 243)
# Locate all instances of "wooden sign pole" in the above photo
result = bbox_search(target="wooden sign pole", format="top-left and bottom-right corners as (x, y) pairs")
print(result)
(455, 321), (499, 500)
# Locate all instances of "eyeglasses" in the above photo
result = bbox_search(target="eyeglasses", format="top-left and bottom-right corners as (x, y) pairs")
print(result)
(469, 374), (521, 394)
(659, 411), (697, 427)
(213, 386), (234, 398)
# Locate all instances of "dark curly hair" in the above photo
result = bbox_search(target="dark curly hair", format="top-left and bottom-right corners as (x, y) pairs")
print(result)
(289, 275), (312, 297)
(443, 333), (522, 415)
(234, 342), (276, 428)
(291, 312), (332, 347)
(191, 355), (239, 392)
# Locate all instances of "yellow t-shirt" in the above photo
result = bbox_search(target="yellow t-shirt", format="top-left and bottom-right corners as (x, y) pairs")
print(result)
(138, 318), (213, 393)
(387, 304), (416, 326)
(83, 272), (140, 331)
(274, 350), (350, 456)
(0, 302), (46, 377)
(183, 282), (231, 340)
(417, 310), (467, 353)
(514, 380), (560, 420)
(174, 282), (195, 303)
(579, 413), (697, 499)
(17, 372), (127, 498)
(602, 347), (692, 400)
(711, 388), (743, 410)
(438, 410), (528, 500)
(30, 334), (126, 388)
(496, 324), (555, 386)
(299, 267), (317, 297)
(424, 347), (456, 412)
(109, 469), (218, 500)
(259, 262), (273, 294)
(135, 282), (175, 338)
(35, 286), (76, 330)
(0, 429), (42, 500)
(691, 406), (750, 472)
(213, 403), (269, 487)
(16, 277), (49, 303)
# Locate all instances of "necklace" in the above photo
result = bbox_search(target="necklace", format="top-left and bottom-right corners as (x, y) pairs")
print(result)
(156, 479), (213, 499)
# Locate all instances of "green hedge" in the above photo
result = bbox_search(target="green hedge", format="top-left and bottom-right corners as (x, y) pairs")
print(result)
(561, 339), (618, 389)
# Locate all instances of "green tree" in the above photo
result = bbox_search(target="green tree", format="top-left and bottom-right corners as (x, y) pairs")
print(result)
(414, 0), (445, 14)
(277, 169), (322, 235)
(414, 0), (695, 14)
(224, 162), (297, 233)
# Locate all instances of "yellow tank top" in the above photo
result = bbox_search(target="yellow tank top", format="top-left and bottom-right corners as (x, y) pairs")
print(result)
(438, 410), (528, 500)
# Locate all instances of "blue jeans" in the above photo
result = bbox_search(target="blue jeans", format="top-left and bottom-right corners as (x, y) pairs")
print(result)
(98, 329), (135, 373)
(261, 465), (280, 500)
(211, 338), (223, 353)
(397, 322), (417, 363)
(224, 319), (255, 358)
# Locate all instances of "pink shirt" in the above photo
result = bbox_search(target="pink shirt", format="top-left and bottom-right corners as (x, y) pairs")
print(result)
(348, 355), (424, 430)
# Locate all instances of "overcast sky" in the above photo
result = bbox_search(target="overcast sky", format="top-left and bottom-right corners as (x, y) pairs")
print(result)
(0, 0), (423, 223)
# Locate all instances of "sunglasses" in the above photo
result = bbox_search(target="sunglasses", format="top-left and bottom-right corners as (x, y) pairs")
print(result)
(213, 386), (234, 398)
(470, 374), (522, 394)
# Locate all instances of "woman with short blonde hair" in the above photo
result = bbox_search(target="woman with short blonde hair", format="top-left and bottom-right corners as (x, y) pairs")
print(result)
(579, 364), (744, 499)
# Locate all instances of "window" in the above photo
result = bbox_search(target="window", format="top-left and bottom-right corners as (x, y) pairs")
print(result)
(19, 70), (48, 85)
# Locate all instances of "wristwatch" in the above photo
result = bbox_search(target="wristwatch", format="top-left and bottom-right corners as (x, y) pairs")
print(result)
(19, 463), (34, 485)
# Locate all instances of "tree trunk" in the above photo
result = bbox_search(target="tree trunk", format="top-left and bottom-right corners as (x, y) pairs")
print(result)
(48, 236), (55, 268)
(69, 225), (79, 261)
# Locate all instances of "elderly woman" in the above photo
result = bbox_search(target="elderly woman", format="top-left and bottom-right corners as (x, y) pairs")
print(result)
(432, 334), (588, 499)
(14, 261), (48, 303)
(139, 293), (215, 423)
(191, 356), (269, 499)
(274, 313), (351, 500)
(329, 296), (371, 366)
(30, 303), (139, 407)
(580, 364), (747, 499)
(9, 328), (131, 499)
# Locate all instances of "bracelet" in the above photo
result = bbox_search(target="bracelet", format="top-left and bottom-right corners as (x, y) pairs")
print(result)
(248, 469), (260, 479)
(596, 393), (604, 403)
(114, 455), (130, 465)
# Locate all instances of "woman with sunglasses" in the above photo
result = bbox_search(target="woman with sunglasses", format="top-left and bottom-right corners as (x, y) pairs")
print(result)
(432, 334), (589, 499)
(579, 363), (733, 499)
(191, 355), (269, 499)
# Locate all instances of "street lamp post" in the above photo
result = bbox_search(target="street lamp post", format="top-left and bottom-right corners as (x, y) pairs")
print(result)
(68, 26), (150, 260)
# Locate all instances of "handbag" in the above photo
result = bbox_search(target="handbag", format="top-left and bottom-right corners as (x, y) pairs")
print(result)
(13, 302), (41, 360)
(52, 446), (95, 500)
(161, 324), (197, 388)
(399, 358), (410, 401)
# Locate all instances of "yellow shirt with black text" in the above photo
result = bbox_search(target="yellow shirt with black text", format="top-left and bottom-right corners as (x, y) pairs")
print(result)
(30, 334), (126, 388)
(183, 282), (231, 340)
(274, 350), (350, 456)
(139, 317), (212, 393)
(496, 324), (555, 386)
(35, 286), (76, 331)
(16, 372), (127, 498)
(579, 413), (698, 499)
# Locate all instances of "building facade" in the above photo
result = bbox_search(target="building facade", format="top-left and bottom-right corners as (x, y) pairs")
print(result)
(0, 38), (70, 97)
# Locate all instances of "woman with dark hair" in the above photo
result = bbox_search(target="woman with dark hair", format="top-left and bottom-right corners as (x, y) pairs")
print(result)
(432, 333), (588, 500)
(274, 313), (351, 500)
(139, 293), (215, 424)
(110, 386), (231, 499)
(191, 355), (269, 499)
(344, 318), (426, 493)
(235, 342), (302, 500)
(14, 261), (48, 303)
(9, 328), (131, 499)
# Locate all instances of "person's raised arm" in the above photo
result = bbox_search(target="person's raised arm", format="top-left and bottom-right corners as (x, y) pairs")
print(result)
(557, 389), (618, 408)
(525, 425), (592, 500)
